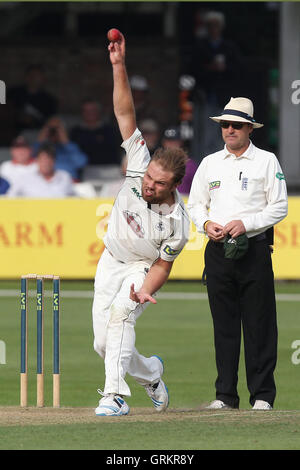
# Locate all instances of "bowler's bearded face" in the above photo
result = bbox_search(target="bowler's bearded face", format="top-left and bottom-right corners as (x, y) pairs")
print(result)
(142, 161), (176, 205)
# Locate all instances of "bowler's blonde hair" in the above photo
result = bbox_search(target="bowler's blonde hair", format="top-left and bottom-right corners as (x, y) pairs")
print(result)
(151, 147), (188, 185)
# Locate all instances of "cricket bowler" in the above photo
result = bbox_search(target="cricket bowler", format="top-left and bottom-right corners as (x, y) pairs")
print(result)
(92, 31), (190, 416)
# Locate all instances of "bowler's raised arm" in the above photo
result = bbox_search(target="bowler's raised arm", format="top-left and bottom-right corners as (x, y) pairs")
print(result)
(108, 32), (136, 141)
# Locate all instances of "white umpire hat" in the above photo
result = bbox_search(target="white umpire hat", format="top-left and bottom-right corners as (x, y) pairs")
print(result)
(210, 97), (264, 128)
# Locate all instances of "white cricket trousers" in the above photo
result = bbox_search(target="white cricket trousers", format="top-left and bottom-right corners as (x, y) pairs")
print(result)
(92, 248), (162, 397)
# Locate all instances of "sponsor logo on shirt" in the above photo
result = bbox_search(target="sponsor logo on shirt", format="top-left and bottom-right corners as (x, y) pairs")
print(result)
(209, 181), (221, 190)
(163, 245), (180, 256)
(131, 187), (142, 199)
(123, 210), (145, 238)
(276, 172), (285, 180)
(135, 136), (145, 146)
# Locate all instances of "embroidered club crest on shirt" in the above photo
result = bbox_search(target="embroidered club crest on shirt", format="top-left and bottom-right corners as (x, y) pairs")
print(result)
(123, 210), (145, 238)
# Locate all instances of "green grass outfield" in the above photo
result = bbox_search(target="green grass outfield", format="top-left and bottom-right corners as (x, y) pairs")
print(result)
(0, 280), (300, 450)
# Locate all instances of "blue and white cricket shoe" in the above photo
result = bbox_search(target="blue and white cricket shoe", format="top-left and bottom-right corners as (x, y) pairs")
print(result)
(144, 355), (169, 412)
(95, 390), (130, 416)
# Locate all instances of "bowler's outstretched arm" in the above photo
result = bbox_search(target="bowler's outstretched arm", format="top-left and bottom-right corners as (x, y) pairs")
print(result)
(130, 258), (174, 304)
(108, 33), (136, 141)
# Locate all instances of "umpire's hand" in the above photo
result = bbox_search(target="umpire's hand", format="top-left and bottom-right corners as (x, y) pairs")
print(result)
(223, 220), (246, 238)
(206, 221), (225, 242)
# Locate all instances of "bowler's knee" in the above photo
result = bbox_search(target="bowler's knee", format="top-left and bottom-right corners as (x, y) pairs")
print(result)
(108, 303), (135, 325)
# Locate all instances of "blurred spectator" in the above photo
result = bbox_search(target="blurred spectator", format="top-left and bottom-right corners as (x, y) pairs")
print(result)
(0, 177), (10, 195)
(7, 64), (58, 135)
(193, 8), (208, 39)
(162, 126), (198, 196)
(161, 126), (183, 149)
(186, 11), (243, 158)
(33, 116), (88, 181)
(130, 75), (149, 123)
(99, 155), (128, 198)
(139, 118), (161, 154)
(7, 143), (74, 198)
(70, 99), (121, 166)
(129, 75), (160, 128)
(0, 136), (38, 186)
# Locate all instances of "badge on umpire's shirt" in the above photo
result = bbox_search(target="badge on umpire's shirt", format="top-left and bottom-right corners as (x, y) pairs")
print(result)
(241, 177), (248, 191)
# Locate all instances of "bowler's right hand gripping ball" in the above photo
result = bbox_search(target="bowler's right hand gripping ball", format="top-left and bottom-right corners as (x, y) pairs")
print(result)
(107, 28), (121, 42)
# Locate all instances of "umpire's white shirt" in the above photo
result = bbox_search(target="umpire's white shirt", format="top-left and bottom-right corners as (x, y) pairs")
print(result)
(104, 128), (190, 265)
(187, 141), (288, 238)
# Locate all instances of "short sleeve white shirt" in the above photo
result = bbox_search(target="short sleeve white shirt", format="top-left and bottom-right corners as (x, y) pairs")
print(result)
(104, 129), (190, 265)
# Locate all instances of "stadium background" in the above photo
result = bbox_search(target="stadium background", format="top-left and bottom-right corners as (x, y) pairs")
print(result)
(0, 1), (300, 452)
(0, 1), (299, 280)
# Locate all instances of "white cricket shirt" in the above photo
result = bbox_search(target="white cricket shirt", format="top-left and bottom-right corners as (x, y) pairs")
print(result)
(104, 128), (190, 265)
(7, 169), (74, 198)
(187, 141), (288, 238)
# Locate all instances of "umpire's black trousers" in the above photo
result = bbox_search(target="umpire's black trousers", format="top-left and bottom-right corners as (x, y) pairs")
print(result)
(205, 237), (277, 408)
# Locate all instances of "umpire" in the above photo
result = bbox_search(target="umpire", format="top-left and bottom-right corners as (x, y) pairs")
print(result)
(188, 97), (288, 410)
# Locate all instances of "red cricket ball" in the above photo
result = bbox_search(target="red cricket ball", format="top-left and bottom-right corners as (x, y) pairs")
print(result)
(107, 28), (121, 42)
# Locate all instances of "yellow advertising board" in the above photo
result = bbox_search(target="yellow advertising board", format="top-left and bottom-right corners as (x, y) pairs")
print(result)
(0, 197), (299, 280)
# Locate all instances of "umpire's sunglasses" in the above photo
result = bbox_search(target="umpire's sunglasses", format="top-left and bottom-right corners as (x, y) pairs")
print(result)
(220, 121), (245, 130)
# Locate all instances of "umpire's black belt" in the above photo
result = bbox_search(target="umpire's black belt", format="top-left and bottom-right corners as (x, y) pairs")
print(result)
(249, 232), (267, 242)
